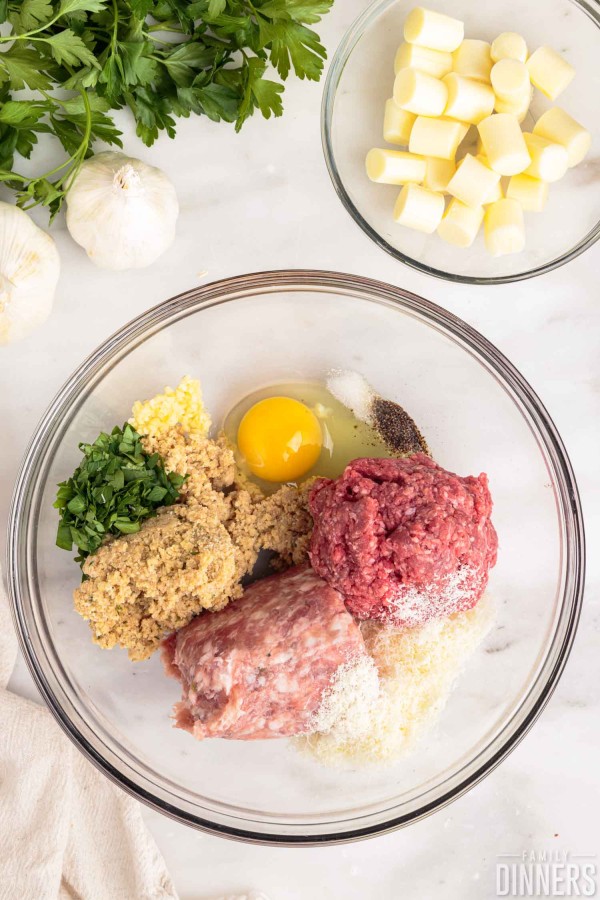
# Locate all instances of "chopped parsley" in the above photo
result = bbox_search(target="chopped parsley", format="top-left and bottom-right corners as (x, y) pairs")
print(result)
(54, 422), (186, 566)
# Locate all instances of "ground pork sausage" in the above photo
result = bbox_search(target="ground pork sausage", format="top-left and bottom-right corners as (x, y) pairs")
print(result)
(162, 564), (368, 740)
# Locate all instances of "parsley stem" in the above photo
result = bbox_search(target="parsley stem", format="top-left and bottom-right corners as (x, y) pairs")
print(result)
(62, 91), (92, 194)
(0, 170), (30, 185)
(110, 0), (119, 54)
(0, 6), (73, 42)
(31, 154), (75, 182)
(148, 22), (181, 32)
(245, 0), (262, 20)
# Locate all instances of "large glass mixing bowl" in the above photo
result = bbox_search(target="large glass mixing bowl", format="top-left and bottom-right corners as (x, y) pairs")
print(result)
(7, 271), (584, 843)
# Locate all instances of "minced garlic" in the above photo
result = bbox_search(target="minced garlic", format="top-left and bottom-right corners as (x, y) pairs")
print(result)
(130, 375), (211, 439)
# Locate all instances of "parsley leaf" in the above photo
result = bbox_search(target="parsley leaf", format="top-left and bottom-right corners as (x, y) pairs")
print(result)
(235, 55), (283, 130)
(0, 45), (55, 90)
(0, 98), (52, 165)
(128, 0), (154, 16)
(9, 0), (53, 32)
(159, 42), (218, 88)
(0, 100), (48, 127)
(126, 85), (177, 145)
(208, 0), (226, 16)
(54, 423), (187, 566)
(262, 18), (327, 81)
(45, 28), (99, 68)
(260, 0), (334, 25)
(58, 0), (107, 13)
(252, 74), (284, 119)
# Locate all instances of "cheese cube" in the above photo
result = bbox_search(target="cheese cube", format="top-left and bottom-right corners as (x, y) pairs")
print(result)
(423, 157), (456, 192)
(506, 173), (549, 211)
(366, 148), (426, 184)
(533, 107), (592, 167)
(484, 179), (503, 204)
(455, 121), (471, 142)
(484, 198), (525, 255)
(522, 133), (568, 182)
(453, 40), (492, 82)
(447, 153), (501, 208)
(438, 198), (484, 247)
(403, 7), (464, 53)
(393, 183), (445, 233)
(494, 86), (533, 123)
(394, 68), (448, 116)
(491, 32), (528, 64)
(409, 116), (467, 160)
(478, 114), (531, 175)
(383, 100), (417, 145)
(491, 60), (530, 102)
(394, 42), (453, 78)
(475, 155), (504, 202)
(527, 46), (575, 100)
(443, 73), (495, 125)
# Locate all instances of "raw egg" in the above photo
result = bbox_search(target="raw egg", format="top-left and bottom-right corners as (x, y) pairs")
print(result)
(223, 382), (393, 491)
(237, 396), (322, 483)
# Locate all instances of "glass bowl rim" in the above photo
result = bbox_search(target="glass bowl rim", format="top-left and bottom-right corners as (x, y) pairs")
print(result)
(6, 269), (585, 844)
(320, 0), (600, 285)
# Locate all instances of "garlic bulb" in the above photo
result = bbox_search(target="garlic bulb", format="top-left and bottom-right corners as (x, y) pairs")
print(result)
(0, 203), (60, 345)
(66, 151), (179, 270)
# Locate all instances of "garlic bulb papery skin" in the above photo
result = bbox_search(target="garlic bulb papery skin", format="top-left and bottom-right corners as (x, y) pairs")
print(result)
(65, 151), (179, 270)
(0, 203), (60, 345)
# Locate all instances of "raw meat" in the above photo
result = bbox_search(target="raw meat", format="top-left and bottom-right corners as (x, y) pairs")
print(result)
(309, 454), (498, 627)
(162, 564), (369, 740)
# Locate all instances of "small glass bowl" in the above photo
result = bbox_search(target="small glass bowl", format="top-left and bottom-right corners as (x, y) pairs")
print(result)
(322, 0), (600, 283)
(7, 271), (584, 843)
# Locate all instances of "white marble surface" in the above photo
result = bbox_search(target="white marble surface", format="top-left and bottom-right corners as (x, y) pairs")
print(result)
(1, 1), (599, 897)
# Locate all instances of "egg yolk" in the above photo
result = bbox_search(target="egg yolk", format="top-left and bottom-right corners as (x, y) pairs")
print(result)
(237, 397), (322, 483)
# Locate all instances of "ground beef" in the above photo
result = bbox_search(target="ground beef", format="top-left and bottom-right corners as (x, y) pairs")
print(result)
(162, 565), (368, 740)
(308, 454), (498, 628)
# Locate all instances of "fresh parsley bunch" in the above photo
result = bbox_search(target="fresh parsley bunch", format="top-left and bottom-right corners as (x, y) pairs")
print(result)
(54, 423), (186, 565)
(0, 0), (333, 217)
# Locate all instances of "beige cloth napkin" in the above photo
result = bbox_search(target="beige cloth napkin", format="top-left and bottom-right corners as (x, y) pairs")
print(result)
(0, 567), (178, 900)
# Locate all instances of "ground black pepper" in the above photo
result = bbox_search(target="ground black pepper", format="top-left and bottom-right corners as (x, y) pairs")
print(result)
(372, 396), (430, 456)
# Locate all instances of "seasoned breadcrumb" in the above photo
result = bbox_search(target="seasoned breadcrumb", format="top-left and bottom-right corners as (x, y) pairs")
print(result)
(75, 503), (238, 661)
(224, 487), (263, 580)
(143, 425), (236, 507)
(253, 481), (314, 568)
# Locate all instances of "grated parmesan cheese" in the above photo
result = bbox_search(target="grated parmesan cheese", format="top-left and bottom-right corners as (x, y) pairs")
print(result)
(298, 595), (494, 767)
(311, 653), (380, 740)
(130, 375), (211, 439)
(381, 568), (480, 629)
